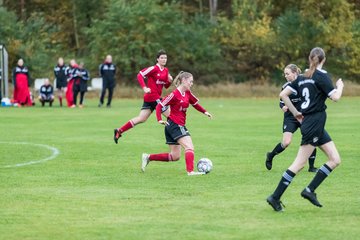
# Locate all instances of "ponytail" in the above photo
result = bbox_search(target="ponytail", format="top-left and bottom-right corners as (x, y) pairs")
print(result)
(173, 71), (192, 87)
(304, 47), (325, 78)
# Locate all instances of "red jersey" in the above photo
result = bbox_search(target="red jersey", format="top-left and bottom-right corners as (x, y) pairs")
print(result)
(157, 88), (206, 126)
(137, 64), (171, 102)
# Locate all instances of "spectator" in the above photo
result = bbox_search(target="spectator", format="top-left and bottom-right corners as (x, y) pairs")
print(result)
(65, 59), (77, 107)
(54, 57), (69, 107)
(98, 55), (116, 108)
(12, 58), (32, 106)
(71, 62), (90, 108)
(38, 79), (54, 107)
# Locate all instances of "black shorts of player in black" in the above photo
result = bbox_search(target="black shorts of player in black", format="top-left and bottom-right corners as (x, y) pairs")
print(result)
(164, 119), (191, 145)
(282, 116), (300, 133)
(141, 99), (169, 112)
(301, 111), (332, 146)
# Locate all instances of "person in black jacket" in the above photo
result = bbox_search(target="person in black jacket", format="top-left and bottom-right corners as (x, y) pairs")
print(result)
(54, 57), (69, 107)
(12, 58), (32, 106)
(98, 55), (116, 108)
(72, 62), (90, 108)
(38, 79), (54, 107)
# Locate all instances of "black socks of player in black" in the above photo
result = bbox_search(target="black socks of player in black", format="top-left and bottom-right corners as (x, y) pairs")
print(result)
(272, 169), (296, 200)
(307, 164), (332, 192)
(308, 149), (317, 168)
(269, 143), (285, 158)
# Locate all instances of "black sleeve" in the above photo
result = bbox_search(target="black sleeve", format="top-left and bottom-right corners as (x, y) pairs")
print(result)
(279, 99), (285, 109)
(317, 73), (335, 97)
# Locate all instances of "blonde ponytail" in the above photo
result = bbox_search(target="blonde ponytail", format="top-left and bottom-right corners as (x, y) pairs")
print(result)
(173, 71), (192, 87)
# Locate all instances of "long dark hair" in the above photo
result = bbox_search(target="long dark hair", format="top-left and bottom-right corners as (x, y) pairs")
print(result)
(304, 47), (325, 78)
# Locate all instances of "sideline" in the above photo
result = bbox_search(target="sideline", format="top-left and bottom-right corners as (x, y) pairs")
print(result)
(0, 142), (60, 168)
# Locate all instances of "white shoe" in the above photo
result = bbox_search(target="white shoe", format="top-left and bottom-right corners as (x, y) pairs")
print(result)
(187, 171), (206, 176)
(141, 153), (150, 172)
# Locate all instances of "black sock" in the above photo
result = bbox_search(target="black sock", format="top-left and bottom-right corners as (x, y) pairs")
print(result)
(269, 143), (285, 158)
(307, 164), (332, 192)
(308, 149), (317, 168)
(272, 169), (296, 200)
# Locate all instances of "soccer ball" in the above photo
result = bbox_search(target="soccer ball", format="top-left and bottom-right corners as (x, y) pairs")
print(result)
(197, 158), (213, 174)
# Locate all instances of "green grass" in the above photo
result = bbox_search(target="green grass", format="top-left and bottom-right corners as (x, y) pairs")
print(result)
(1, 97), (359, 240)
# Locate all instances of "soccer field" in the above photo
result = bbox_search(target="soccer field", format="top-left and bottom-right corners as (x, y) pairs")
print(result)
(1, 98), (359, 240)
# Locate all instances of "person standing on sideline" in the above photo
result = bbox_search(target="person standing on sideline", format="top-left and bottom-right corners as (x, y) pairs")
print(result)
(98, 55), (116, 108)
(113, 49), (173, 143)
(38, 79), (54, 107)
(12, 58), (32, 106)
(53, 57), (69, 107)
(266, 47), (344, 212)
(65, 59), (77, 107)
(266, 64), (317, 172)
(71, 62), (90, 108)
(141, 71), (212, 176)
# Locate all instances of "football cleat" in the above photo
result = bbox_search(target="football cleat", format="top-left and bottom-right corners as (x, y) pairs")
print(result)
(141, 153), (150, 172)
(308, 167), (318, 173)
(113, 129), (121, 144)
(266, 195), (284, 212)
(301, 188), (323, 207)
(265, 152), (273, 170)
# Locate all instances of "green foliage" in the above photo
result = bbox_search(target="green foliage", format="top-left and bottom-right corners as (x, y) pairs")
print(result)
(85, 0), (222, 84)
(1, 1), (360, 84)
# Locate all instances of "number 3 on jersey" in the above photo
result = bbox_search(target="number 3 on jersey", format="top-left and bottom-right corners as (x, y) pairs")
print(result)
(301, 87), (310, 109)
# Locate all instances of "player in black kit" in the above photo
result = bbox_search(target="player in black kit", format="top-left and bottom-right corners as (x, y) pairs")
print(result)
(266, 64), (317, 172)
(266, 47), (344, 211)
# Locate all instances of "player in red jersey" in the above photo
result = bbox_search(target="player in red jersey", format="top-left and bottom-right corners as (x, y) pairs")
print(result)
(141, 71), (212, 176)
(113, 50), (173, 143)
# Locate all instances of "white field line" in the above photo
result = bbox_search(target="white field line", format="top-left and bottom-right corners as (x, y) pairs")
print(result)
(0, 142), (60, 168)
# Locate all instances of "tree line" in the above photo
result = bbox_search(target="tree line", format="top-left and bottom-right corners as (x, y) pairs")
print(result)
(1, 0), (359, 85)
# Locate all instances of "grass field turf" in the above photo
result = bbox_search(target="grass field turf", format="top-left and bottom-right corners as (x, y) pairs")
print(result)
(0, 97), (359, 239)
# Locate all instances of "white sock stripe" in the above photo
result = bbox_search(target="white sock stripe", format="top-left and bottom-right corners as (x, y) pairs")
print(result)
(283, 172), (293, 182)
(320, 165), (331, 176)
(130, 120), (135, 127)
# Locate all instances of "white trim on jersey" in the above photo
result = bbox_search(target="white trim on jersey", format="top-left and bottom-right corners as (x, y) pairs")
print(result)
(286, 85), (297, 95)
(140, 66), (155, 77)
(162, 92), (174, 106)
(328, 89), (337, 97)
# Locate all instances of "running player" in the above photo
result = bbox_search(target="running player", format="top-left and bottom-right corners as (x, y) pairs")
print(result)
(266, 64), (317, 172)
(141, 71), (212, 176)
(266, 47), (344, 211)
(113, 49), (173, 143)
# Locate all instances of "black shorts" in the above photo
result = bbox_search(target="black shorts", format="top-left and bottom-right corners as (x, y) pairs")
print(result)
(165, 119), (191, 145)
(283, 116), (301, 133)
(56, 79), (67, 89)
(141, 99), (169, 112)
(300, 111), (332, 146)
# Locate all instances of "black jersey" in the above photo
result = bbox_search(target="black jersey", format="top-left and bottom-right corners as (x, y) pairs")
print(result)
(279, 82), (302, 118)
(287, 69), (336, 115)
(99, 62), (116, 88)
(40, 84), (54, 97)
(54, 64), (69, 88)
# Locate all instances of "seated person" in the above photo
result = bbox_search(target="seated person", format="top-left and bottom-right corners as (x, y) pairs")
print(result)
(38, 79), (54, 107)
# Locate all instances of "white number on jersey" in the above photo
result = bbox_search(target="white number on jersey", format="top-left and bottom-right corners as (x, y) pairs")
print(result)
(301, 87), (310, 109)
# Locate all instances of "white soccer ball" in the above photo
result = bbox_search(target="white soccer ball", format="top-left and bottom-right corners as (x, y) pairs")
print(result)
(197, 158), (213, 174)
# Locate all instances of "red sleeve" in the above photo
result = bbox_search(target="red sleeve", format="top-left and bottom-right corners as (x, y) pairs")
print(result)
(155, 103), (163, 122)
(189, 91), (206, 113)
(137, 73), (146, 88)
(193, 103), (206, 113)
